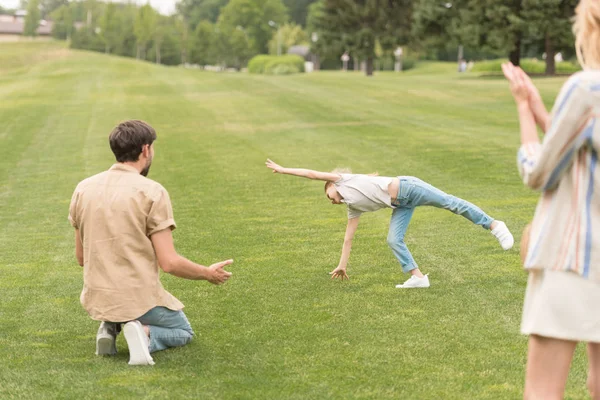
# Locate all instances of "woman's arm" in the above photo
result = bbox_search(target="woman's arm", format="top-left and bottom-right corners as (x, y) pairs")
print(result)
(517, 67), (551, 133)
(266, 159), (341, 182)
(503, 65), (591, 191)
(330, 217), (360, 280)
(503, 63), (551, 133)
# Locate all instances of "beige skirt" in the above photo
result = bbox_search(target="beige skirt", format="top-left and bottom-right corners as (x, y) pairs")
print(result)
(521, 269), (600, 343)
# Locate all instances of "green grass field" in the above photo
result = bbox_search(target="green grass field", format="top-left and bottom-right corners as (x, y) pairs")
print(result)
(0, 41), (590, 399)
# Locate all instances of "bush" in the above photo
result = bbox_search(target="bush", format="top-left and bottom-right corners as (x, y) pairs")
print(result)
(248, 55), (305, 75)
(247, 55), (270, 73)
(401, 56), (417, 71)
(70, 28), (104, 53)
(471, 58), (581, 75)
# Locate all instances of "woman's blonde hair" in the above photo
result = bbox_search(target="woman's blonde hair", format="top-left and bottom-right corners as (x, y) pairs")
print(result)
(574, 0), (600, 70)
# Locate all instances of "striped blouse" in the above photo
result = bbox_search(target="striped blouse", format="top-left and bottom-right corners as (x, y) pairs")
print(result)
(518, 71), (600, 283)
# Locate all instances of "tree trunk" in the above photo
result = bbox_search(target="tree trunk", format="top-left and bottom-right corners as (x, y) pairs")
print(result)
(105, 44), (109, 54)
(353, 57), (359, 71)
(545, 32), (555, 76)
(365, 56), (374, 76)
(509, 34), (521, 66)
(136, 46), (141, 60)
(156, 44), (161, 64)
(181, 47), (187, 64)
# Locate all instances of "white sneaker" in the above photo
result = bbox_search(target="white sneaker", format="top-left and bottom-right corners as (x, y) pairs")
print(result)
(123, 321), (154, 366)
(491, 221), (514, 250)
(396, 274), (430, 288)
(96, 322), (118, 356)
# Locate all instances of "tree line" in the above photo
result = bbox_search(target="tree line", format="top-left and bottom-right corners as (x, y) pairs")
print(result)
(15, 0), (577, 76)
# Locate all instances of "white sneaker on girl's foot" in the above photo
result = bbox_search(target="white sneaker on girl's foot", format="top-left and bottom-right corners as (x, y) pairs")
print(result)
(491, 221), (514, 250)
(396, 274), (430, 288)
(123, 321), (154, 366)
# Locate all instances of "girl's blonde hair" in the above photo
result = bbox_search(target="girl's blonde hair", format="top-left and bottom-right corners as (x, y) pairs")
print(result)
(324, 168), (351, 192)
(574, 0), (600, 70)
(323, 168), (379, 192)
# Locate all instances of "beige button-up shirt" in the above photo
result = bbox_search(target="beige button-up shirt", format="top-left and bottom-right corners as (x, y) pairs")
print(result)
(69, 163), (184, 322)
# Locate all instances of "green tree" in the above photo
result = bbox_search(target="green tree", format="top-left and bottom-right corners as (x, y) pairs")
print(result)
(306, 0), (336, 66)
(218, 0), (287, 54)
(113, 4), (138, 58)
(412, 0), (463, 60)
(191, 20), (215, 65)
(82, 0), (101, 28)
(134, 3), (157, 60)
(283, 0), (317, 26)
(70, 26), (104, 52)
(457, 0), (524, 65)
(99, 2), (121, 53)
(227, 26), (253, 68)
(313, 0), (412, 76)
(522, 0), (577, 75)
(50, 4), (73, 40)
(413, 0), (529, 65)
(40, 0), (68, 19)
(175, 16), (192, 64)
(148, 18), (182, 65)
(153, 15), (169, 64)
(24, 0), (41, 37)
(268, 23), (308, 55)
(176, 0), (230, 29)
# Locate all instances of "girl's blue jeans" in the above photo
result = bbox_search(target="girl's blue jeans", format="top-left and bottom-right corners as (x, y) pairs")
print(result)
(388, 176), (493, 273)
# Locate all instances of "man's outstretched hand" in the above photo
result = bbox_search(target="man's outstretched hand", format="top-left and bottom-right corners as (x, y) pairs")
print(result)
(208, 259), (233, 285)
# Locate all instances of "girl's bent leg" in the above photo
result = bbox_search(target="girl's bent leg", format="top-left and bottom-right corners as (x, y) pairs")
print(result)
(387, 206), (418, 273)
(407, 178), (493, 229)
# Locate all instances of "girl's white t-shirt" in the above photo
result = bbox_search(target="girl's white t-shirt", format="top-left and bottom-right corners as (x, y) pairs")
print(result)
(334, 174), (394, 219)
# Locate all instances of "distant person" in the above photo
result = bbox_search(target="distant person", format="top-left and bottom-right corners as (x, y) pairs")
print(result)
(265, 159), (513, 288)
(68, 120), (232, 365)
(502, 0), (600, 397)
(554, 52), (564, 63)
(341, 52), (350, 71)
(467, 60), (475, 72)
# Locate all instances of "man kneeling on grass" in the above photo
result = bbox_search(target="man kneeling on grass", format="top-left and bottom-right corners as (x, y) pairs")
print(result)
(68, 120), (232, 365)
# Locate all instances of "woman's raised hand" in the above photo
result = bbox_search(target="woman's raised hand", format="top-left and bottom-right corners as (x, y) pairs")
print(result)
(501, 62), (530, 105)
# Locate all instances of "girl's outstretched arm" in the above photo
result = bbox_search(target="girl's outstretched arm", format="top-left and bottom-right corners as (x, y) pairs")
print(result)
(266, 159), (341, 181)
(330, 216), (360, 281)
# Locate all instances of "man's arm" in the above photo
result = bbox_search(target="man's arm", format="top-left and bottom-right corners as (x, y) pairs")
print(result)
(266, 159), (341, 182)
(75, 229), (83, 267)
(330, 217), (360, 280)
(150, 229), (232, 284)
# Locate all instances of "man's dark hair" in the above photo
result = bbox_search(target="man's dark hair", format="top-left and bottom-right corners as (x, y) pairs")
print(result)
(109, 120), (157, 162)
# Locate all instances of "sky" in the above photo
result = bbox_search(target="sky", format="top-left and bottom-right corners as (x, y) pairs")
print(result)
(0, 0), (178, 15)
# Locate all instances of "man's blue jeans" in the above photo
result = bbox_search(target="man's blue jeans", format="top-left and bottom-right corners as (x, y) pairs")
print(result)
(136, 307), (194, 353)
(388, 176), (494, 273)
